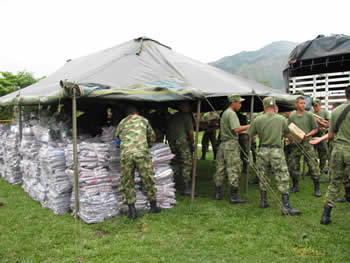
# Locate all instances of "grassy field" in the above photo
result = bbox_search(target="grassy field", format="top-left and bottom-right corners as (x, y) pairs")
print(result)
(1, 151), (350, 263)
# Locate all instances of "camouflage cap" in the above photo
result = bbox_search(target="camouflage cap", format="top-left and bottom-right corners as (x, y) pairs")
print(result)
(228, 94), (245, 102)
(263, 97), (276, 107)
(312, 99), (321, 106)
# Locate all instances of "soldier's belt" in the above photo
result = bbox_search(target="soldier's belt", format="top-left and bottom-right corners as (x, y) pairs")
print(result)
(260, 144), (281, 149)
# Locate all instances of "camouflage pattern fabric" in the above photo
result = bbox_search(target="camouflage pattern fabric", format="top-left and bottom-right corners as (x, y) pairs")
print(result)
(324, 144), (350, 207)
(120, 151), (157, 204)
(288, 141), (320, 181)
(116, 114), (156, 156)
(116, 114), (157, 204)
(314, 140), (328, 173)
(257, 147), (290, 194)
(202, 130), (218, 155)
(169, 137), (193, 183)
(214, 140), (242, 187)
(251, 138), (257, 164)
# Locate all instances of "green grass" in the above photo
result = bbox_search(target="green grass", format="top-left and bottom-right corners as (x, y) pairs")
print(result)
(1, 152), (350, 263)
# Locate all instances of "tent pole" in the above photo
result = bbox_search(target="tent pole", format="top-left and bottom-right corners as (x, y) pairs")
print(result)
(191, 100), (201, 205)
(245, 95), (254, 194)
(18, 105), (22, 143)
(72, 87), (80, 219)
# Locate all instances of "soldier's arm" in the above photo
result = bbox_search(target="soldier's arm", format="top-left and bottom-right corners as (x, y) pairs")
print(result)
(234, 125), (250, 134)
(147, 122), (156, 146)
(304, 128), (318, 138)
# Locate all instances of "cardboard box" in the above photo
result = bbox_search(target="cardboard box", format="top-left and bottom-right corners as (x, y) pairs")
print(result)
(288, 122), (305, 143)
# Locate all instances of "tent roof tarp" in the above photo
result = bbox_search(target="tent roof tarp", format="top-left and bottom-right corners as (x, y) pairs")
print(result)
(1, 37), (289, 107)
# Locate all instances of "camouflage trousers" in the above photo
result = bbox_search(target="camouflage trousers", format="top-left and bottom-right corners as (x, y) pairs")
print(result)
(214, 140), (242, 188)
(169, 137), (193, 183)
(119, 151), (157, 205)
(202, 130), (218, 155)
(325, 144), (350, 208)
(257, 147), (290, 194)
(287, 141), (320, 181)
(314, 140), (328, 173)
(251, 139), (257, 164)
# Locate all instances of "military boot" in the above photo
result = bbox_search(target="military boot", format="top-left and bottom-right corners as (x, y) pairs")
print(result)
(149, 200), (161, 214)
(320, 204), (332, 225)
(345, 186), (350, 202)
(182, 181), (198, 197)
(281, 193), (301, 216)
(128, 203), (137, 220)
(200, 151), (206, 160)
(313, 180), (322, 197)
(290, 177), (299, 193)
(336, 196), (346, 203)
(229, 186), (246, 204)
(260, 191), (269, 208)
(215, 186), (222, 200)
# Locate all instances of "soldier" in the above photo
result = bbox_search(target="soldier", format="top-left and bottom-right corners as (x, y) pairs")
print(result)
(320, 86), (350, 224)
(248, 97), (301, 215)
(116, 105), (161, 220)
(201, 111), (219, 160)
(166, 101), (194, 195)
(288, 96), (321, 197)
(214, 94), (249, 204)
(312, 99), (330, 177)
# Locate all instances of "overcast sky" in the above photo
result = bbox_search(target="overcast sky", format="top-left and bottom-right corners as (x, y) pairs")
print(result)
(0, 0), (349, 78)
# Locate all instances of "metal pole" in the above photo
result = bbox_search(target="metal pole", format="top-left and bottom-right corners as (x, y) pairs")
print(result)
(18, 105), (23, 143)
(191, 100), (201, 205)
(72, 87), (79, 218)
(245, 95), (254, 194)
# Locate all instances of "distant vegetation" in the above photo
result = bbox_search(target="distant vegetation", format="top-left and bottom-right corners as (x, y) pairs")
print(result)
(0, 71), (45, 120)
(210, 41), (297, 90)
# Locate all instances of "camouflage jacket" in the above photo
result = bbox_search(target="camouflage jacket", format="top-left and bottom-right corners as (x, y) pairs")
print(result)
(116, 114), (156, 156)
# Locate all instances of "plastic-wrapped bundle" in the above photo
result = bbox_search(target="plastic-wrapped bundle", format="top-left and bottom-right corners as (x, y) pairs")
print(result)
(2, 125), (22, 184)
(0, 124), (10, 177)
(100, 126), (116, 142)
(66, 141), (119, 224)
(40, 145), (71, 214)
(151, 143), (176, 209)
(19, 125), (47, 204)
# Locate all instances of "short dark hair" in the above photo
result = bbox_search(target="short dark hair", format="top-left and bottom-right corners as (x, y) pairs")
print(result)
(296, 96), (305, 103)
(346, 85), (350, 99)
(125, 105), (138, 116)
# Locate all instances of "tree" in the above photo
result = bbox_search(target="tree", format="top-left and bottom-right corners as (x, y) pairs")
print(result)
(0, 71), (45, 120)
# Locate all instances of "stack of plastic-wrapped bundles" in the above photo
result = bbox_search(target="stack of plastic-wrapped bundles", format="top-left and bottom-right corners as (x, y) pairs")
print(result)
(19, 122), (46, 204)
(0, 124), (10, 177)
(2, 124), (22, 184)
(151, 143), (176, 208)
(36, 115), (72, 214)
(65, 138), (119, 224)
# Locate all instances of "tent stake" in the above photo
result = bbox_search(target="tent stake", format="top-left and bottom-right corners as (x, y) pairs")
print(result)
(245, 95), (255, 194)
(191, 100), (201, 205)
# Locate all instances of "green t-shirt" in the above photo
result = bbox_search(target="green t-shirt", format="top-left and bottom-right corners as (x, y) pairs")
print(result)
(329, 101), (350, 146)
(220, 108), (240, 142)
(288, 111), (317, 140)
(202, 112), (219, 122)
(313, 109), (330, 136)
(248, 113), (289, 146)
(166, 112), (193, 141)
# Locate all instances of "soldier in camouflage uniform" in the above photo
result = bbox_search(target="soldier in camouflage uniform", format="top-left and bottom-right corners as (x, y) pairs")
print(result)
(201, 111), (219, 160)
(248, 97), (301, 215)
(312, 99), (330, 177)
(288, 96), (321, 197)
(116, 105), (161, 220)
(166, 101), (195, 195)
(320, 86), (350, 224)
(214, 95), (249, 204)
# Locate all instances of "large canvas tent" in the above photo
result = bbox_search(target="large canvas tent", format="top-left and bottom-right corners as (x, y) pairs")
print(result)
(0, 37), (297, 205)
(0, 37), (294, 112)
